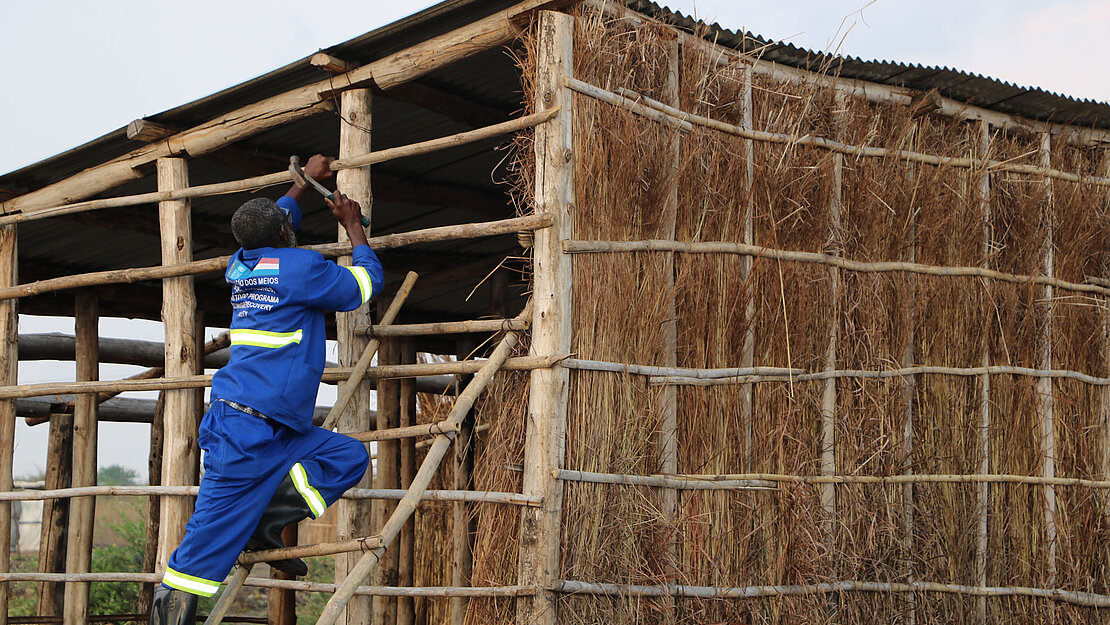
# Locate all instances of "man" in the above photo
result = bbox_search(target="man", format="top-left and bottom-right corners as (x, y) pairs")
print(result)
(150, 155), (383, 624)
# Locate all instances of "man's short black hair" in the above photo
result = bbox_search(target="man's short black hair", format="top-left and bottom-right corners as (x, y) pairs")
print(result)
(232, 198), (288, 249)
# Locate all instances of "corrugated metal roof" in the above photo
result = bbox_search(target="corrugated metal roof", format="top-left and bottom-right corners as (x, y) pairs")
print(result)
(628, 0), (1110, 129)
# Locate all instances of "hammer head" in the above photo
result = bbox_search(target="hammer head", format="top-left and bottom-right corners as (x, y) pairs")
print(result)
(288, 156), (310, 188)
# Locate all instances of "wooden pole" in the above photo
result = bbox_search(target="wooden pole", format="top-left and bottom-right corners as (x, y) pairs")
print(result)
(740, 62), (756, 473)
(267, 525), (298, 625)
(0, 223), (15, 625)
(398, 342), (417, 625)
(137, 394), (164, 615)
(35, 414), (72, 617)
(901, 126), (920, 625)
(1101, 149), (1110, 514)
(517, 11), (574, 625)
(155, 157), (199, 572)
(561, 238), (1110, 296)
(656, 39), (681, 622)
(324, 271), (418, 433)
(358, 317), (530, 338)
(1036, 132), (1058, 612)
(315, 314), (526, 625)
(62, 294), (98, 625)
(374, 330), (401, 625)
(335, 86), (376, 625)
(0, 355), (563, 401)
(0, 213), (552, 302)
(820, 140), (844, 545)
(975, 120), (993, 625)
(450, 340), (477, 625)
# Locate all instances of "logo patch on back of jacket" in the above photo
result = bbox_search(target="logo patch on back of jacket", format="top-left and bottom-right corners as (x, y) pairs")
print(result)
(228, 257), (283, 316)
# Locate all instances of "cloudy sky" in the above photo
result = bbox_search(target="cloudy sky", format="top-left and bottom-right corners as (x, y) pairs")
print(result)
(1, 0), (1107, 478)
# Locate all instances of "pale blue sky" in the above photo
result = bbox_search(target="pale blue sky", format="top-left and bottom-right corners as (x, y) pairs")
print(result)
(1, 0), (1107, 478)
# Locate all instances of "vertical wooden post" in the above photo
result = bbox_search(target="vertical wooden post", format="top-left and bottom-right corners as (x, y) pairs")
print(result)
(1101, 151), (1110, 503)
(374, 333), (401, 625)
(1036, 132), (1058, 605)
(267, 525), (298, 625)
(137, 394), (164, 615)
(36, 413), (72, 616)
(740, 61), (756, 472)
(657, 37), (681, 624)
(156, 157), (199, 572)
(63, 293), (98, 625)
(900, 126), (919, 625)
(517, 10), (574, 625)
(335, 86), (375, 625)
(451, 339), (477, 625)
(0, 223), (16, 625)
(820, 156), (843, 538)
(398, 341), (417, 625)
(975, 120), (993, 625)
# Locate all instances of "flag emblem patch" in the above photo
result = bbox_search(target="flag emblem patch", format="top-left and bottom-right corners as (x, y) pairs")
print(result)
(253, 257), (280, 276)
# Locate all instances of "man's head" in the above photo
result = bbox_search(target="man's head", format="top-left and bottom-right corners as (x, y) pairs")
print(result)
(231, 198), (296, 249)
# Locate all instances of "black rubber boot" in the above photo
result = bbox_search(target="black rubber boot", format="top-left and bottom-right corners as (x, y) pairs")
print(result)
(244, 473), (312, 576)
(150, 585), (198, 625)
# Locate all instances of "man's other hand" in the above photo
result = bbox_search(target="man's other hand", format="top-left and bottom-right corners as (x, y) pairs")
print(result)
(325, 192), (364, 229)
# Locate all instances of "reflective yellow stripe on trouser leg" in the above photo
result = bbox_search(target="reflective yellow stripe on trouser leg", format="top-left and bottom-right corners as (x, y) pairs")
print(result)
(162, 567), (221, 597)
(289, 462), (327, 518)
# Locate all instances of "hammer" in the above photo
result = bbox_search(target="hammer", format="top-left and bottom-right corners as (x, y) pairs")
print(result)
(289, 156), (371, 227)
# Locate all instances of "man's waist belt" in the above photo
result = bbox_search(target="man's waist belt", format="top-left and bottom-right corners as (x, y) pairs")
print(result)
(215, 398), (271, 421)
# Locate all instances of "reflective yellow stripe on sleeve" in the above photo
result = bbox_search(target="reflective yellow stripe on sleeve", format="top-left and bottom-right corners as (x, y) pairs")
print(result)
(344, 265), (373, 304)
(229, 328), (303, 349)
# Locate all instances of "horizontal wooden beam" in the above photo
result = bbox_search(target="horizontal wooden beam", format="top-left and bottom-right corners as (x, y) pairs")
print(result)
(563, 238), (1110, 295)
(18, 333), (231, 368)
(1, 0), (571, 216)
(126, 119), (177, 143)
(0, 354), (563, 399)
(0, 213), (551, 301)
(0, 108), (557, 226)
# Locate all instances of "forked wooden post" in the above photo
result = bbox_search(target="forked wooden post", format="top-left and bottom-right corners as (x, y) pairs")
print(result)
(0, 224), (15, 625)
(1036, 132), (1058, 603)
(335, 86), (375, 625)
(62, 293), (98, 625)
(155, 157), (199, 571)
(975, 120), (993, 625)
(517, 10), (574, 625)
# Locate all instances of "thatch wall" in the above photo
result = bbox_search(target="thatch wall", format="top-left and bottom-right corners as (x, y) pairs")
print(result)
(465, 6), (1110, 624)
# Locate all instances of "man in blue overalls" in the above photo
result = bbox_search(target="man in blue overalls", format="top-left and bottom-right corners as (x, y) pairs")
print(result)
(150, 155), (383, 624)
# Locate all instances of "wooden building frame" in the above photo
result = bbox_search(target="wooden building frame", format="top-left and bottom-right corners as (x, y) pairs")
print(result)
(0, 1), (1109, 624)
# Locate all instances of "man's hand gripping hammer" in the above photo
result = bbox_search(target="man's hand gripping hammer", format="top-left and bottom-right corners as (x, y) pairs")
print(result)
(289, 156), (371, 227)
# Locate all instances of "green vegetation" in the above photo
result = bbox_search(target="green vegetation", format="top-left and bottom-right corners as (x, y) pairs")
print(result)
(97, 464), (140, 486)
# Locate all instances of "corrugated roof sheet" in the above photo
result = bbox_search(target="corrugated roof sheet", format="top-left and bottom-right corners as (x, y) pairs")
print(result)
(628, 0), (1110, 129)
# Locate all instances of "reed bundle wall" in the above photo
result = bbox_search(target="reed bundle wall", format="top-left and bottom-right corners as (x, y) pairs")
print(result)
(468, 6), (1110, 625)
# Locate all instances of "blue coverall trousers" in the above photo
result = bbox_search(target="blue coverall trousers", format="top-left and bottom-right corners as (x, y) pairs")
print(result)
(162, 401), (369, 596)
